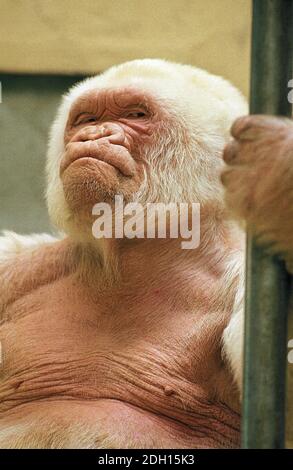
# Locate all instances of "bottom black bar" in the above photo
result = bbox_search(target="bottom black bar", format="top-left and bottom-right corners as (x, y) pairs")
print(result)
(0, 449), (293, 467)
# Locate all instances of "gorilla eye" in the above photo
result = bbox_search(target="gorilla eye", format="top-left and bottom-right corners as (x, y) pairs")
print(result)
(126, 111), (147, 119)
(74, 115), (97, 126)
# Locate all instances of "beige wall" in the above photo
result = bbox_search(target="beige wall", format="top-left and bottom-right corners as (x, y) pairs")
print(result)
(0, 0), (251, 95)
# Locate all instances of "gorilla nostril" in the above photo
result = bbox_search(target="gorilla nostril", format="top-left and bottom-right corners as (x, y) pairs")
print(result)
(94, 123), (120, 140)
(77, 125), (110, 142)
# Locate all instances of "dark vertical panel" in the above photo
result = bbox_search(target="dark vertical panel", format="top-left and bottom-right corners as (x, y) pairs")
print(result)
(242, 0), (293, 449)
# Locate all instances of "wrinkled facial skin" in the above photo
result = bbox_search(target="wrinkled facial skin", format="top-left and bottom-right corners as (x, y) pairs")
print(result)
(61, 87), (169, 213)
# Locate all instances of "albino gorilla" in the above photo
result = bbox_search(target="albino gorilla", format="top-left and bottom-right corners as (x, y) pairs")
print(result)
(0, 58), (281, 449)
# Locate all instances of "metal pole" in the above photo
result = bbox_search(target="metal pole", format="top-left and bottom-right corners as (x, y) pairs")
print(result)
(242, 0), (293, 448)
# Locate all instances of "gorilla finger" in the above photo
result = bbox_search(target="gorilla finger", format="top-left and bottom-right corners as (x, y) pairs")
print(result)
(220, 168), (238, 187)
(223, 140), (241, 164)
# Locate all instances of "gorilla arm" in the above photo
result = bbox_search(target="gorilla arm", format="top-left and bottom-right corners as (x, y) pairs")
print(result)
(222, 115), (293, 391)
(0, 231), (59, 319)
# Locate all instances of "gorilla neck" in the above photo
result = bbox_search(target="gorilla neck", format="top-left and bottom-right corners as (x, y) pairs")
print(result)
(72, 218), (241, 306)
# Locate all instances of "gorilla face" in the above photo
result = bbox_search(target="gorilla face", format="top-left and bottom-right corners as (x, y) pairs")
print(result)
(46, 59), (247, 239)
(60, 86), (172, 212)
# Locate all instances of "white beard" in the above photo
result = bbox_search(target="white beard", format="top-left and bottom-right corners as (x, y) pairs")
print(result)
(132, 123), (225, 209)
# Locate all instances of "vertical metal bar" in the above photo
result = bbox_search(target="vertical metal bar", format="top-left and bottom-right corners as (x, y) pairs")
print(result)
(242, 0), (293, 448)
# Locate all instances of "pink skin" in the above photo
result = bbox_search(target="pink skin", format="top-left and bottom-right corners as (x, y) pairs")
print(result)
(0, 87), (242, 448)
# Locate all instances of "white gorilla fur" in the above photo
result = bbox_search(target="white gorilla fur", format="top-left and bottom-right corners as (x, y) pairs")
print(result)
(0, 59), (247, 389)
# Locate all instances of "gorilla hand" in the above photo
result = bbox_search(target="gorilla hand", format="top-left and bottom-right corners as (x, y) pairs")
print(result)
(221, 115), (293, 270)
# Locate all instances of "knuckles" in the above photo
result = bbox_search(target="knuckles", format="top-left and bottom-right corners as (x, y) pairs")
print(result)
(231, 114), (293, 142)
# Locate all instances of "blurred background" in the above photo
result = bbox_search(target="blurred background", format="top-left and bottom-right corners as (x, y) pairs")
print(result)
(0, 0), (251, 233)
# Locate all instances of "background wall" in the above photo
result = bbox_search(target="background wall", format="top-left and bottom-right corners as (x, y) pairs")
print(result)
(0, 0), (251, 95)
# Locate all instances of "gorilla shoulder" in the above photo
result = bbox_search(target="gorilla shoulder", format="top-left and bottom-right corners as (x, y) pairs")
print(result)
(0, 231), (58, 264)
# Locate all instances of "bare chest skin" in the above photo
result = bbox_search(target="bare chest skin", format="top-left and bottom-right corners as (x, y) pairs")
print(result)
(0, 242), (240, 448)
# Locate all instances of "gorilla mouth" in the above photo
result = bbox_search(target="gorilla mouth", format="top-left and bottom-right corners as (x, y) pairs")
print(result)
(61, 141), (136, 177)
(70, 156), (121, 173)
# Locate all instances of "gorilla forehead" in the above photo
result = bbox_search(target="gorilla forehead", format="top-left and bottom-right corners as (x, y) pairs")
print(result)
(67, 86), (161, 124)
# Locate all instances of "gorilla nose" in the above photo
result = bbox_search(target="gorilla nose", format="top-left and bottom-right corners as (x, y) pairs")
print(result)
(96, 123), (133, 152)
(100, 123), (127, 146)
(72, 122), (131, 150)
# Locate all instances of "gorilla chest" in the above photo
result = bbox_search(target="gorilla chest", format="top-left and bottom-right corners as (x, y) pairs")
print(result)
(0, 276), (239, 447)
